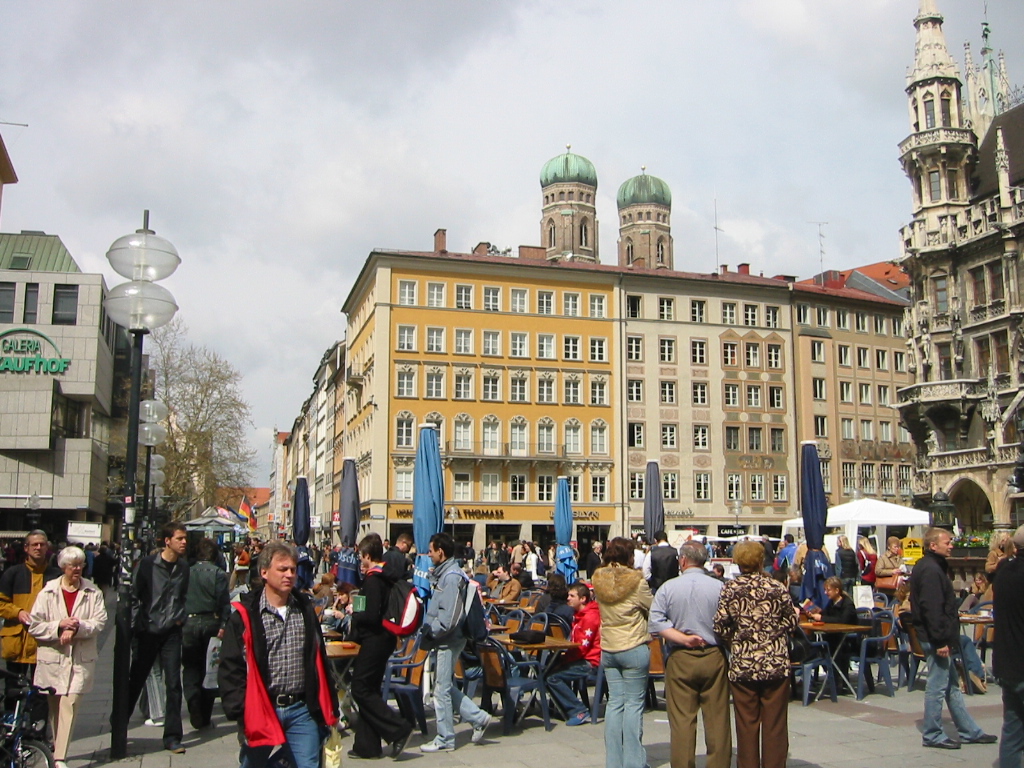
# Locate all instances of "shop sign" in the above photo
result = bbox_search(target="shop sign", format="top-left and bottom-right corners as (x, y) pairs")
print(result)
(665, 508), (696, 518)
(332, 510), (341, 523)
(0, 329), (71, 374)
(718, 525), (747, 536)
(547, 509), (600, 521)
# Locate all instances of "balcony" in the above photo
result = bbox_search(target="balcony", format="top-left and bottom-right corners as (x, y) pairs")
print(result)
(930, 447), (989, 470)
(896, 378), (986, 405)
(345, 365), (364, 387)
(442, 441), (599, 460)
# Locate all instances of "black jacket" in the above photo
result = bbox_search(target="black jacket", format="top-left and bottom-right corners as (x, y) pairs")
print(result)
(648, 544), (679, 593)
(382, 548), (410, 582)
(218, 585), (338, 726)
(584, 551), (602, 578)
(349, 568), (396, 645)
(910, 550), (959, 648)
(821, 595), (858, 625)
(132, 553), (189, 634)
(835, 548), (859, 581)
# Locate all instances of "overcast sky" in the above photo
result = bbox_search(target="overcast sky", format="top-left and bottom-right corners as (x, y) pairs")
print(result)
(1, 0), (1021, 482)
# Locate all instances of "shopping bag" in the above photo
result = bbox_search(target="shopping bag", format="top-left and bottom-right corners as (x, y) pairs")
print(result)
(852, 585), (875, 610)
(322, 726), (344, 768)
(203, 637), (222, 689)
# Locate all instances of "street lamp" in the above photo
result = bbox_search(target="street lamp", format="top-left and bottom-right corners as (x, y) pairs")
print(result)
(104, 213), (179, 759)
(929, 490), (957, 530)
(139, 399), (168, 543)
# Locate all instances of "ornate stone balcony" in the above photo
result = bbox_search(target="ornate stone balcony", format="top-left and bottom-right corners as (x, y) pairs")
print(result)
(930, 447), (988, 469)
(896, 378), (986, 405)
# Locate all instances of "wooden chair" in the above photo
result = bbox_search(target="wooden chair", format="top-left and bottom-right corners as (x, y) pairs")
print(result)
(546, 614), (571, 640)
(902, 623), (930, 691)
(503, 609), (529, 635)
(645, 637), (667, 710)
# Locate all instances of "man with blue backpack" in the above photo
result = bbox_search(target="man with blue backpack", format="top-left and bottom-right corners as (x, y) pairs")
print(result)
(420, 532), (492, 753)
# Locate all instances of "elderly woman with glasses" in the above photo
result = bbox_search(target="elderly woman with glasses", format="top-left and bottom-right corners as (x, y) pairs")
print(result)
(28, 546), (107, 768)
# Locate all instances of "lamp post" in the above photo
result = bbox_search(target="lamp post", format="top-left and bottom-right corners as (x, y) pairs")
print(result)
(138, 399), (168, 546)
(929, 490), (957, 531)
(104, 212), (179, 759)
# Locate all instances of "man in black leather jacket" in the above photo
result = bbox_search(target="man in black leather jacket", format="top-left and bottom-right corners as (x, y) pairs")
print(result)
(127, 523), (191, 754)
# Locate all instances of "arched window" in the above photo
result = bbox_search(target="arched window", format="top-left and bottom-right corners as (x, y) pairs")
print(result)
(548, 220), (556, 248)
(657, 239), (665, 263)
(568, 191), (574, 201)
(625, 239), (633, 261)
(580, 218), (589, 248)
(559, 191), (565, 201)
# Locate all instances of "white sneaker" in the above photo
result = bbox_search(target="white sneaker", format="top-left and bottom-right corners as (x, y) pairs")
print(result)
(471, 713), (492, 744)
(419, 741), (454, 753)
(54, 762), (68, 768)
(144, 718), (165, 727)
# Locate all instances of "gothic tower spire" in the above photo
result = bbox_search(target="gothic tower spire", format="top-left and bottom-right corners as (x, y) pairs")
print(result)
(899, 0), (974, 225)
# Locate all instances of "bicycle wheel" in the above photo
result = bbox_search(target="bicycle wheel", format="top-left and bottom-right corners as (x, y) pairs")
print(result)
(16, 739), (54, 768)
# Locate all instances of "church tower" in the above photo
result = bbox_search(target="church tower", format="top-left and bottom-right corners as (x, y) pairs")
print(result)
(898, 0), (975, 229)
(539, 147), (599, 263)
(616, 168), (673, 269)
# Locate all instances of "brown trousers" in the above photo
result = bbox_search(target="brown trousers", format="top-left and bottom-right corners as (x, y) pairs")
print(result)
(664, 647), (732, 768)
(731, 677), (789, 768)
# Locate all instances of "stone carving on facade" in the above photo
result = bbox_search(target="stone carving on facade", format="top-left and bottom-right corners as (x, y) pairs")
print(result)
(692, 455), (711, 468)
(817, 443), (832, 459)
(628, 452), (645, 466)
(393, 456), (415, 468)
(661, 453), (680, 467)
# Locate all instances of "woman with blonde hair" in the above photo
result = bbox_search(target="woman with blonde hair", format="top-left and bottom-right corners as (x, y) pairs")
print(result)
(986, 531), (1014, 574)
(714, 541), (798, 768)
(857, 536), (877, 588)
(592, 537), (653, 768)
(29, 546), (107, 768)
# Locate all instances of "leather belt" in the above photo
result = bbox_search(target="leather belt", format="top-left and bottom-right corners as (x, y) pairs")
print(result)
(188, 612), (216, 618)
(273, 693), (302, 707)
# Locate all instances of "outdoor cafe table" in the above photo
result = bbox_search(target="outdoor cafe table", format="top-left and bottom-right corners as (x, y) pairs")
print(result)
(485, 600), (536, 614)
(799, 622), (872, 700)
(326, 641), (360, 711)
(489, 633), (579, 676)
(958, 614), (994, 626)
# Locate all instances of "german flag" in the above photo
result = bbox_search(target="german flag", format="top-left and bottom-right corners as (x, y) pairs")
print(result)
(239, 495), (257, 533)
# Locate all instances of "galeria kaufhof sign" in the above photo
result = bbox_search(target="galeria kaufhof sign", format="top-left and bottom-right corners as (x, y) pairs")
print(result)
(0, 329), (72, 374)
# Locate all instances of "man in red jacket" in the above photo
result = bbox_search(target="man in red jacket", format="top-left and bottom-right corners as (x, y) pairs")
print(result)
(546, 582), (602, 725)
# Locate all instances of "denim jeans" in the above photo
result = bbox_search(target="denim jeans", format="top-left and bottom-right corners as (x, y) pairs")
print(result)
(602, 643), (650, 768)
(241, 702), (324, 768)
(547, 660), (593, 719)
(1000, 678), (1024, 768)
(920, 641), (984, 745)
(432, 637), (488, 748)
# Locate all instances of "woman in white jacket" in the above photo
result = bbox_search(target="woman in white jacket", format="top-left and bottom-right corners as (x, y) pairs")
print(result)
(28, 546), (107, 768)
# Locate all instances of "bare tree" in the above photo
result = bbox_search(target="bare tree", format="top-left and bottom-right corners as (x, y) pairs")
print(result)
(148, 318), (257, 518)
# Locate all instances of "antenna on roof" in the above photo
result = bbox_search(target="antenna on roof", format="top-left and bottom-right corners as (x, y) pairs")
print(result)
(808, 221), (828, 285)
(713, 197), (725, 271)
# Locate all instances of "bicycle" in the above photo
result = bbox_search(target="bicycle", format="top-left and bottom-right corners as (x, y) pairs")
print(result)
(0, 671), (54, 768)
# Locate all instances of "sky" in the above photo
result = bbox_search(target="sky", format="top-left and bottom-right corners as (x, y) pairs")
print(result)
(1, 0), (1022, 481)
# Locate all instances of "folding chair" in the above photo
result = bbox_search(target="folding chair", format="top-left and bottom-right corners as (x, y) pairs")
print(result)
(646, 637), (666, 710)
(902, 624), (930, 691)
(477, 638), (552, 734)
(382, 633), (430, 734)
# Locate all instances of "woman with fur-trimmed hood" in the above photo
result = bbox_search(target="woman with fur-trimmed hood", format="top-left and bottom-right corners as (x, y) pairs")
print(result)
(591, 537), (653, 768)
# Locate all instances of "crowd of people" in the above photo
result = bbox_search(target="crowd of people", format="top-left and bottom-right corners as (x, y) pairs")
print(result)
(3, 522), (1023, 768)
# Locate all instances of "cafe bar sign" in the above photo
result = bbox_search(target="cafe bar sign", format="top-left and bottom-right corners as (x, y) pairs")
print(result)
(0, 329), (71, 374)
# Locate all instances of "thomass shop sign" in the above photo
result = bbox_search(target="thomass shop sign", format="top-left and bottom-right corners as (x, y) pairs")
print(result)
(0, 329), (71, 374)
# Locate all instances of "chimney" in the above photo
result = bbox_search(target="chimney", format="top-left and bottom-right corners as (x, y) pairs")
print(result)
(720, 264), (729, 275)
(519, 245), (546, 260)
(473, 242), (490, 256)
(737, 263), (750, 275)
(433, 228), (447, 253)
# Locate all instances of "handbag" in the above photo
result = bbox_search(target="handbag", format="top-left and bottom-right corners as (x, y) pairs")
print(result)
(203, 637), (222, 689)
(875, 574), (904, 592)
(788, 628), (815, 664)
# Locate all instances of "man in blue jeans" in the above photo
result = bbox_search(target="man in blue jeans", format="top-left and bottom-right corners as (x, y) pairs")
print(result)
(910, 527), (997, 750)
(420, 532), (492, 753)
(994, 524), (1024, 767)
(546, 582), (602, 725)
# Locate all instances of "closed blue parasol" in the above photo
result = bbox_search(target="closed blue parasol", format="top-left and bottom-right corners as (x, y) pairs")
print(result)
(554, 476), (578, 582)
(412, 423), (445, 596)
(643, 461), (664, 541)
(336, 457), (361, 587)
(292, 477), (314, 590)
(799, 442), (833, 608)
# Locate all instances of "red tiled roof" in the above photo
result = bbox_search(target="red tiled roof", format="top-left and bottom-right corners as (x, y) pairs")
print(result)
(851, 261), (910, 291)
(791, 280), (905, 307)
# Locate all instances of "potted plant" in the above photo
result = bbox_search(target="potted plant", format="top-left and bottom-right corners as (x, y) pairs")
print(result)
(951, 531), (989, 558)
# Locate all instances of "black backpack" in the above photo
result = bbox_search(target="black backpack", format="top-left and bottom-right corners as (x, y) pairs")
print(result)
(460, 578), (489, 645)
(382, 579), (424, 637)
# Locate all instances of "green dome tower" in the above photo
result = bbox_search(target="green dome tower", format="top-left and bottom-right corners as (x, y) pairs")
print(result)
(539, 146), (599, 263)
(616, 167), (673, 269)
